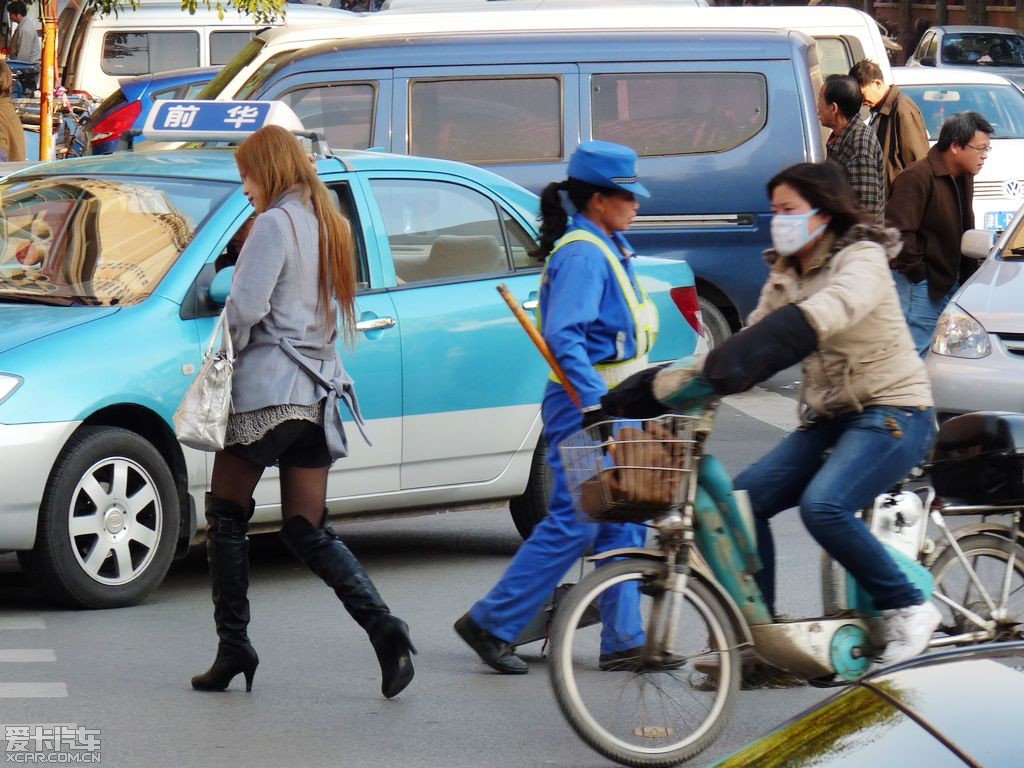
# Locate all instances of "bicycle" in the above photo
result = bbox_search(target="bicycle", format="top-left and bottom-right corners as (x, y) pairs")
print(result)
(547, 406), (1024, 768)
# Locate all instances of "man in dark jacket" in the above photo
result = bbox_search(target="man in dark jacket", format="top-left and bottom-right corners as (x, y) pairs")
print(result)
(817, 75), (885, 222)
(885, 111), (992, 357)
(849, 60), (930, 193)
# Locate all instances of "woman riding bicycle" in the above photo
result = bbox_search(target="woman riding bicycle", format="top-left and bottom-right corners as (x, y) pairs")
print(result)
(608, 161), (940, 665)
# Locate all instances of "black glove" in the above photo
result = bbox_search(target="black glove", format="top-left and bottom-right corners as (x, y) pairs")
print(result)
(703, 303), (818, 396)
(581, 406), (613, 442)
(600, 363), (671, 419)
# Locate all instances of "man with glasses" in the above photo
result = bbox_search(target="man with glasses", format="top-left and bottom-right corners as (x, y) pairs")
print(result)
(885, 111), (993, 357)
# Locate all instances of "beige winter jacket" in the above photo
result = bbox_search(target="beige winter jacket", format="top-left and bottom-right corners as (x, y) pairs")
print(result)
(748, 224), (932, 421)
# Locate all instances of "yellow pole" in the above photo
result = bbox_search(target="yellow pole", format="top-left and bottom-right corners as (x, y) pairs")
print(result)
(39, 0), (58, 161)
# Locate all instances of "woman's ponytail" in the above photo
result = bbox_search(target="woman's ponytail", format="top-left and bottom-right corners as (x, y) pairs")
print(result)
(529, 180), (570, 261)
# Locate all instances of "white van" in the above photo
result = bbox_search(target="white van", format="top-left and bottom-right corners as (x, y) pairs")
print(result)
(56, 2), (355, 100)
(203, 4), (894, 103)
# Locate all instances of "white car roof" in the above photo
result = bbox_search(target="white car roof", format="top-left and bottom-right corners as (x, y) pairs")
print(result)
(892, 66), (1017, 87)
(254, 4), (876, 50)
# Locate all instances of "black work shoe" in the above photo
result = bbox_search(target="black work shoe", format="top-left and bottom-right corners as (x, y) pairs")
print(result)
(454, 613), (528, 675)
(599, 647), (686, 672)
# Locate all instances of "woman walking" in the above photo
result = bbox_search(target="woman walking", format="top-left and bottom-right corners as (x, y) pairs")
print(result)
(191, 125), (415, 697)
(455, 141), (658, 674)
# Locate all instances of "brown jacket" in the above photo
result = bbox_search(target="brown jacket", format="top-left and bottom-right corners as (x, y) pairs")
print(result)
(885, 146), (975, 299)
(0, 97), (26, 162)
(748, 225), (932, 420)
(871, 84), (929, 190)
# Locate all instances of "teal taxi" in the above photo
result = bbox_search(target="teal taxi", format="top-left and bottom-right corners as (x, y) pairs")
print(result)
(0, 104), (702, 608)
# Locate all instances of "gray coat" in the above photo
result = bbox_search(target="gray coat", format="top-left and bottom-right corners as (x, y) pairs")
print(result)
(225, 188), (364, 459)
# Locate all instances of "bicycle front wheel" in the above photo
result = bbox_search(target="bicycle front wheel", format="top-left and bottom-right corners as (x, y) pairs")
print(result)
(549, 559), (741, 768)
(931, 532), (1024, 642)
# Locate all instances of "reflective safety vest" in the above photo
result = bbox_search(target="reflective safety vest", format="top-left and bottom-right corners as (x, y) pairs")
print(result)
(538, 230), (659, 389)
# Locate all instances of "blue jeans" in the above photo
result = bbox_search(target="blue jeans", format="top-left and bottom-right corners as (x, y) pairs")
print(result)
(892, 272), (958, 358)
(734, 405), (937, 614)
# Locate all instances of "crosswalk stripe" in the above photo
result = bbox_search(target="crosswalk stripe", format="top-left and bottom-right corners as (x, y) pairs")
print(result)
(0, 683), (67, 698)
(723, 387), (800, 433)
(0, 617), (46, 630)
(0, 650), (56, 662)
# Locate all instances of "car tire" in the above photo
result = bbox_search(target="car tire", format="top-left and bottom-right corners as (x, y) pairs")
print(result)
(698, 297), (732, 351)
(18, 426), (179, 609)
(509, 437), (551, 540)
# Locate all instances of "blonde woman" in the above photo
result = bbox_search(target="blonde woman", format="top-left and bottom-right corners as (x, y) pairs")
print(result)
(191, 125), (415, 698)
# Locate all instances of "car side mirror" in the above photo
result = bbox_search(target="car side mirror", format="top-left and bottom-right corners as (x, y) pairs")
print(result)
(919, 56), (936, 67)
(961, 229), (995, 261)
(208, 266), (234, 304)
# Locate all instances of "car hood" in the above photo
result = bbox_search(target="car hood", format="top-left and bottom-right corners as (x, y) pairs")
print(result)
(0, 305), (120, 355)
(955, 256), (1024, 334)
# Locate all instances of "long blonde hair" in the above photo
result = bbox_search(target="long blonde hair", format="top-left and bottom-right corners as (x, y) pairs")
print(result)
(235, 125), (356, 338)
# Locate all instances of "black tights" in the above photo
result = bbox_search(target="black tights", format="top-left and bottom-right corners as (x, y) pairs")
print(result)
(211, 449), (329, 527)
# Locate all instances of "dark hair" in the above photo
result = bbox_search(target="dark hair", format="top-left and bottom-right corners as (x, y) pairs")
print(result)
(7, 1), (27, 15)
(848, 59), (884, 86)
(530, 177), (621, 260)
(936, 111), (995, 152)
(767, 162), (869, 236)
(822, 74), (864, 120)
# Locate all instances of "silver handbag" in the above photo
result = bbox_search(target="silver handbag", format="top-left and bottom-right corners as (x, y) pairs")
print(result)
(174, 312), (234, 452)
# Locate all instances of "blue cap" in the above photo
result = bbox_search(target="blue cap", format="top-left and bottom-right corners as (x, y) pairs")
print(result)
(567, 140), (650, 198)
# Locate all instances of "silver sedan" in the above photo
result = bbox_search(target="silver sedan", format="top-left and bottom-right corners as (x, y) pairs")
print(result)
(926, 211), (1024, 418)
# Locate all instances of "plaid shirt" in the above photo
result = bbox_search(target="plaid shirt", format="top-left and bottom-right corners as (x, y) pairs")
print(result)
(827, 117), (885, 223)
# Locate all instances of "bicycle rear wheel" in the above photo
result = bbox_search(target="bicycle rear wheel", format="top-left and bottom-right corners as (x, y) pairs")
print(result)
(930, 532), (1024, 642)
(548, 558), (741, 768)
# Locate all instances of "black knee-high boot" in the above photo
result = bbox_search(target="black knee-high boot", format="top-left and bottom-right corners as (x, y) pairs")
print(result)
(191, 494), (259, 692)
(279, 515), (416, 698)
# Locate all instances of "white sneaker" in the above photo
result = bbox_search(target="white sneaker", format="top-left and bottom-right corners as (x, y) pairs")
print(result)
(879, 601), (941, 665)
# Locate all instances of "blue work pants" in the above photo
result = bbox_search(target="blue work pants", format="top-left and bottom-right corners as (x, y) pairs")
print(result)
(471, 383), (647, 653)
(734, 405), (936, 615)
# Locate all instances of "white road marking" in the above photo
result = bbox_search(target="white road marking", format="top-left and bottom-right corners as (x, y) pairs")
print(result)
(0, 616), (46, 630)
(723, 387), (800, 432)
(0, 649), (56, 662)
(0, 683), (67, 698)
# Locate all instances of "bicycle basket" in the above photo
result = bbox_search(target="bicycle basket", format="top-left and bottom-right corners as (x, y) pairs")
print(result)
(560, 414), (699, 524)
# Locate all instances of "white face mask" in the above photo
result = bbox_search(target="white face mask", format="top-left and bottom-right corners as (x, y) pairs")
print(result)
(770, 209), (826, 257)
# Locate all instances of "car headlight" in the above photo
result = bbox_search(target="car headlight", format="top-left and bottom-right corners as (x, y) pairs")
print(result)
(930, 302), (991, 358)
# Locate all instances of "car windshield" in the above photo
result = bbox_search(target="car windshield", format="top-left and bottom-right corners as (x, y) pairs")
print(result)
(901, 83), (1024, 139)
(941, 32), (1024, 67)
(0, 175), (234, 307)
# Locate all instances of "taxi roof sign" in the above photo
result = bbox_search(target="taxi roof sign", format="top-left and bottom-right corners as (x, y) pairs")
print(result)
(141, 100), (305, 143)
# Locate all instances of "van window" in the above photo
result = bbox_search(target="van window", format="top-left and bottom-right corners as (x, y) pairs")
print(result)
(199, 38), (266, 99)
(210, 31), (258, 67)
(370, 179), (513, 284)
(814, 37), (854, 77)
(409, 77), (562, 164)
(282, 83), (376, 150)
(102, 32), (201, 76)
(591, 72), (767, 156)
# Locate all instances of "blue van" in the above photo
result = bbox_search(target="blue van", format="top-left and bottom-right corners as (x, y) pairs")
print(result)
(231, 27), (827, 344)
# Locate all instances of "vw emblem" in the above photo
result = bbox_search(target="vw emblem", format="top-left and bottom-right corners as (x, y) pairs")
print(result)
(1005, 180), (1024, 199)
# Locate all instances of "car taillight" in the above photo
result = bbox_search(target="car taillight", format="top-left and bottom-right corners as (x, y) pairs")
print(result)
(670, 285), (703, 338)
(89, 100), (143, 143)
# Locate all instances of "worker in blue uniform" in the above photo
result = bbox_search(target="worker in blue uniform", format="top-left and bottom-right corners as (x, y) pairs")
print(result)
(455, 141), (659, 674)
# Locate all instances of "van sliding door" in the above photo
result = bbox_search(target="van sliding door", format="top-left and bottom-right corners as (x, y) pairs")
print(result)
(579, 61), (810, 322)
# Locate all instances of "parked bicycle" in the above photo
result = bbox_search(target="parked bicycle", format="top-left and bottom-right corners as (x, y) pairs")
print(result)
(547, 406), (1023, 768)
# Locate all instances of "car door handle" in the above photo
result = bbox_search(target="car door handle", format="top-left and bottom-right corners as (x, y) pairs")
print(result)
(356, 316), (396, 332)
(522, 300), (538, 311)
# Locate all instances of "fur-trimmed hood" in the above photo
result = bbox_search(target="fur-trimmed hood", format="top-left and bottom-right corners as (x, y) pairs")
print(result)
(764, 222), (904, 266)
